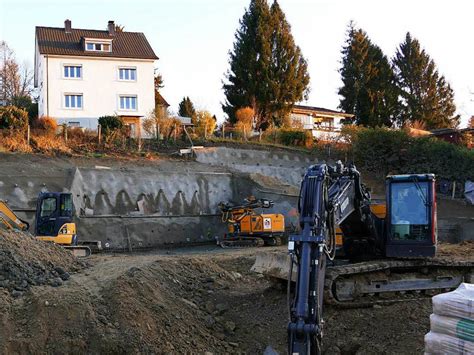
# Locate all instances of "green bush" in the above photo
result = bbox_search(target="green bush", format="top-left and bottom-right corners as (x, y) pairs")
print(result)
(98, 115), (123, 135)
(0, 106), (29, 130)
(352, 127), (474, 181)
(266, 128), (312, 147)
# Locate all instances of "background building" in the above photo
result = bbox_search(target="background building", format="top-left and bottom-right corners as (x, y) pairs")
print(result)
(290, 105), (354, 141)
(34, 20), (158, 137)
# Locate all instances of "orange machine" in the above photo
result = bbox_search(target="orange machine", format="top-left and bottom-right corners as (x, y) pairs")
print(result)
(219, 196), (285, 247)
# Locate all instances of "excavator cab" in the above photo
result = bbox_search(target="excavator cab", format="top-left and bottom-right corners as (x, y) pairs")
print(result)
(35, 192), (78, 246)
(385, 174), (436, 258)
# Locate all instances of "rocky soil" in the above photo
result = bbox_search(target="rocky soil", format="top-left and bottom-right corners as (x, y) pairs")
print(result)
(0, 229), (85, 297)
(0, 239), (472, 354)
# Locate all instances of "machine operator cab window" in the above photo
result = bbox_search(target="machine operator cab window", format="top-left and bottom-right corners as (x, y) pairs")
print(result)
(36, 192), (74, 237)
(40, 197), (57, 218)
(60, 194), (73, 217)
(391, 182), (429, 241)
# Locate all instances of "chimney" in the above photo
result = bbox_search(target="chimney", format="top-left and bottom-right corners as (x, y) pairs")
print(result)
(107, 20), (115, 36)
(64, 19), (72, 33)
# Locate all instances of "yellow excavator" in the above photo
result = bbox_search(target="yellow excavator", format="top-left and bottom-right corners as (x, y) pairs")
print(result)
(218, 196), (286, 247)
(0, 192), (91, 257)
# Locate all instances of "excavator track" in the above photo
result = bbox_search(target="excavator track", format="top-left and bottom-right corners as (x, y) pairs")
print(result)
(324, 259), (474, 307)
(252, 252), (474, 307)
(218, 237), (265, 248)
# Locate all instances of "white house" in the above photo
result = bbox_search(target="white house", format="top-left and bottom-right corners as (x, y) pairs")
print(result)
(34, 20), (158, 137)
(290, 105), (354, 141)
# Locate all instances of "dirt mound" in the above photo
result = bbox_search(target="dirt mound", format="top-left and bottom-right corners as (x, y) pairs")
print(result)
(250, 173), (299, 195)
(99, 258), (248, 353)
(437, 241), (474, 261)
(0, 229), (85, 297)
(1, 246), (467, 354)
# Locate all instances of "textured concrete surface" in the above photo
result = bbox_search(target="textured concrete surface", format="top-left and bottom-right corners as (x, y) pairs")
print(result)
(1, 150), (472, 249)
(195, 147), (318, 186)
(0, 152), (298, 249)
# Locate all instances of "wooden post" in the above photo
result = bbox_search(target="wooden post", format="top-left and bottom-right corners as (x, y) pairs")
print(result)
(452, 181), (456, 199)
(98, 124), (102, 144)
(138, 134), (142, 152)
(26, 125), (30, 145)
(259, 129), (262, 142)
(230, 132), (233, 140)
(63, 123), (68, 143)
(222, 124), (225, 139)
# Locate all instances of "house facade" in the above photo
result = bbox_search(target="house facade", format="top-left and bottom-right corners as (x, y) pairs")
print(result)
(34, 20), (158, 137)
(290, 105), (354, 141)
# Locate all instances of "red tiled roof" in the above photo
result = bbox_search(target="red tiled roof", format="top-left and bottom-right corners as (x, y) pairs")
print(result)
(36, 26), (158, 60)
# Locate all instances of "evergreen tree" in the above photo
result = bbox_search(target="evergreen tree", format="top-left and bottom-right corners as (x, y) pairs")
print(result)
(338, 23), (398, 127)
(223, 0), (272, 126)
(178, 97), (196, 118)
(268, 0), (310, 127)
(222, 0), (309, 129)
(393, 33), (459, 129)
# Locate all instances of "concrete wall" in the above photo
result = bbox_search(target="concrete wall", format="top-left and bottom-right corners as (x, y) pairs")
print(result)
(1, 149), (471, 250)
(0, 153), (297, 250)
(195, 147), (317, 186)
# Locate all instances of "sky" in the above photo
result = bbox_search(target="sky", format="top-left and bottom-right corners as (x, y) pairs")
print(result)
(1, 0), (473, 127)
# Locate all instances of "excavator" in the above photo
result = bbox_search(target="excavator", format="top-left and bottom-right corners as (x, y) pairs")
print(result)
(218, 196), (285, 247)
(1, 192), (91, 257)
(252, 162), (474, 354)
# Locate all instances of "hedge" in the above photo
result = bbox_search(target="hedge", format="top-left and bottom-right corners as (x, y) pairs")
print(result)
(0, 106), (29, 130)
(351, 127), (474, 181)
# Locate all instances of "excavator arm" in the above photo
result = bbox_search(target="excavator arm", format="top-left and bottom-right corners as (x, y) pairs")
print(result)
(287, 162), (370, 354)
(0, 200), (30, 231)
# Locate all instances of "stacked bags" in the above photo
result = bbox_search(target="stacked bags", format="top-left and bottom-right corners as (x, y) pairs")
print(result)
(425, 283), (474, 354)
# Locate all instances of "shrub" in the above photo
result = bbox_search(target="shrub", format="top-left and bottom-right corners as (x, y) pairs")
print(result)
(276, 128), (311, 147)
(0, 106), (28, 130)
(235, 107), (254, 140)
(142, 116), (157, 137)
(351, 127), (474, 181)
(98, 115), (123, 136)
(0, 130), (31, 152)
(33, 116), (58, 136)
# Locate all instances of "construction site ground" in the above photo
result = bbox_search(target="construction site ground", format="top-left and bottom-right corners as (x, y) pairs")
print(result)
(1, 229), (473, 354)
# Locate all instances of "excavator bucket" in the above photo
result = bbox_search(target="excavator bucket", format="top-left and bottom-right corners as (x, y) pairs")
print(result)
(63, 246), (92, 258)
(251, 251), (295, 282)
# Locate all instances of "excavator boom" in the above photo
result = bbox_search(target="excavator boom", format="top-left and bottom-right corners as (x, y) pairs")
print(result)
(0, 200), (29, 231)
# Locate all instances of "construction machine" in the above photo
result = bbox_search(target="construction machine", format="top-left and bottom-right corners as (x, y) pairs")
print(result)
(1, 192), (91, 257)
(251, 162), (473, 354)
(218, 196), (285, 247)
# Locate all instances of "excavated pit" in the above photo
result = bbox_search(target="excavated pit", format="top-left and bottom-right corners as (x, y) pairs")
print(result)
(1, 148), (473, 353)
(0, 232), (472, 354)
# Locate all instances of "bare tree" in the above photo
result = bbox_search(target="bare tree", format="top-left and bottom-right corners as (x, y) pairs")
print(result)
(0, 41), (34, 104)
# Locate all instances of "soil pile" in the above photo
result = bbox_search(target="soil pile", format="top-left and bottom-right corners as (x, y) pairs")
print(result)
(0, 244), (471, 354)
(0, 229), (84, 297)
(437, 241), (474, 261)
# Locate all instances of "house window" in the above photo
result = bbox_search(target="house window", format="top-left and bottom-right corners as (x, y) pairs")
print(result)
(65, 94), (83, 109)
(85, 42), (111, 52)
(119, 96), (137, 111)
(119, 68), (136, 81)
(64, 65), (82, 78)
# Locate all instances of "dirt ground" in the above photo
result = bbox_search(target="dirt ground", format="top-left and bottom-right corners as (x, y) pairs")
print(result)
(1, 236), (472, 354)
